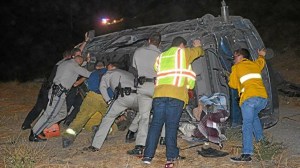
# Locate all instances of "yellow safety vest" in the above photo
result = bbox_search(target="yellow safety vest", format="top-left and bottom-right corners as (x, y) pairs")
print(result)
(154, 47), (196, 89)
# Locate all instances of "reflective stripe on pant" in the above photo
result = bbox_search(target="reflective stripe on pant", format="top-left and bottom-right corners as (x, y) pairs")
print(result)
(32, 88), (67, 135)
(66, 91), (107, 135)
(92, 94), (138, 149)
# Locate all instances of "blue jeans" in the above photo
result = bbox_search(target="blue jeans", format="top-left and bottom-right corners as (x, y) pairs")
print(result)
(241, 97), (267, 154)
(144, 97), (184, 161)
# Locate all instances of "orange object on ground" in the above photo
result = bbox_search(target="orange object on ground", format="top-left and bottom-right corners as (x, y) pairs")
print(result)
(43, 123), (60, 138)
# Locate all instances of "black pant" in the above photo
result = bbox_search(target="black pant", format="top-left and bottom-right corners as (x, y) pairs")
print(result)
(22, 85), (49, 126)
(63, 92), (84, 125)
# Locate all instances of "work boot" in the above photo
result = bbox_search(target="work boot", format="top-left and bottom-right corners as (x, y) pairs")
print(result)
(125, 130), (136, 143)
(167, 155), (186, 162)
(62, 137), (74, 148)
(21, 123), (31, 130)
(29, 130), (47, 142)
(159, 137), (166, 145)
(83, 146), (99, 152)
(127, 145), (144, 156)
(142, 157), (152, 164)
(230, 154), (252, 162)
(197, 147), (229, 157)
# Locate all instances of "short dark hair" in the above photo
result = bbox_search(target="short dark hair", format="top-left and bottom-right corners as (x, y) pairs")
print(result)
(62, 49), (71, 58)
(149, 32), (161, 46)
(95, 61), (105, 66)
(234, 48), (250, 59)
(171, 36), (187, 47)
(107, 61), (120, 68)
(95, 61), (105, 69)
(71, 48), (81, 56)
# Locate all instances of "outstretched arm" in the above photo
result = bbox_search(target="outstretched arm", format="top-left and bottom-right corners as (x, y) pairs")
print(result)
(73, 32), (90, 51)
(256, 48), (266, 70)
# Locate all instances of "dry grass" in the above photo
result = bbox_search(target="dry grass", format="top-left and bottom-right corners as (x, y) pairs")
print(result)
(0, 82), (299, 168)
(254, 137), (284, 161)
(1, 137), (49, 168)
(0, 81), (40, 114)
(226, 125), (285, 163)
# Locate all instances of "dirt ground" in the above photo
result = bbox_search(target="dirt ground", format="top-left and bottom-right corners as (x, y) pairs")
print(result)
(0, 81), (299, 168)
(0, 52), (300, 168)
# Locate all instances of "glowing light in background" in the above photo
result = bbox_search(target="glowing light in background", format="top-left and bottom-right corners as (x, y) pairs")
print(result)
(101, 18), (110, 25)
(99, 17), (124, 26)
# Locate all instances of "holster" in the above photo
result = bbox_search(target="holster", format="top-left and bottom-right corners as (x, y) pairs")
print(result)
(137, 76), (155, 86)
(124, 87), (132, 96)
(120, 88), (124, 97)
(138, 76), (146, 85)
(113, 87), (120, 100)
(50, 84), (68, 106)
(134, 77), (139, 87)
(123, 87), (137, 96)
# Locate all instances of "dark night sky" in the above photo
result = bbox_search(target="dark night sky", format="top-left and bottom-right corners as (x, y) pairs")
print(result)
(1, 0), (299, 82)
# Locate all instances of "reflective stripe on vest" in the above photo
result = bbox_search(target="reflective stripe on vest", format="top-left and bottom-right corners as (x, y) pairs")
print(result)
(155, 48), (196, 88)
(186, 65), (196, 89)
(239, 73), (262, 95)
(239, 73), (262, 84)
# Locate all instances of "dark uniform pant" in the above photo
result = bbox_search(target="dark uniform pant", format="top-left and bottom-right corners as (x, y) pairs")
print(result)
(64, 88), (84, 125)
(22, 84), (49, 127)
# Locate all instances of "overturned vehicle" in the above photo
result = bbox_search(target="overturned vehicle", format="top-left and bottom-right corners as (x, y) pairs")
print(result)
(82, 2), (279, 147)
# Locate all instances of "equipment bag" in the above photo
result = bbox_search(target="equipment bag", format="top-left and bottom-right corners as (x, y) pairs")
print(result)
(43, 123), (60, 138)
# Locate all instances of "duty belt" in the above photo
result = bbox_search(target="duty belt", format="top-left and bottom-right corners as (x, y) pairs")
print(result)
(143, 77), (155, 82)
(115, 87), (137, 98)
(135, 76), (156, 86)
(49, 84), (68, 106)
(122, 87), (137, 96)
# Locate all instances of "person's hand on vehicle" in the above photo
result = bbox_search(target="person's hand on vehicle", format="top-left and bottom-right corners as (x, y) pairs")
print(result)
(85, 32), (90, 42)
(258, 48), (266, 57)
(86, 53), (91, 63)
(193, 39), (202, 47)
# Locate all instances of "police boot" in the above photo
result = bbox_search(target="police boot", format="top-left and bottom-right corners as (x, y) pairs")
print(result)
(198, 147), (229, 157)
(83, 146), (99, 152)
(127, 145), (144, 156)
(125, 130), (136, 143)
(62, 137), (74, 148)
(159, 137), (166, 145)
(21, 123), (31, 130)
(29, 130), (47, 142)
